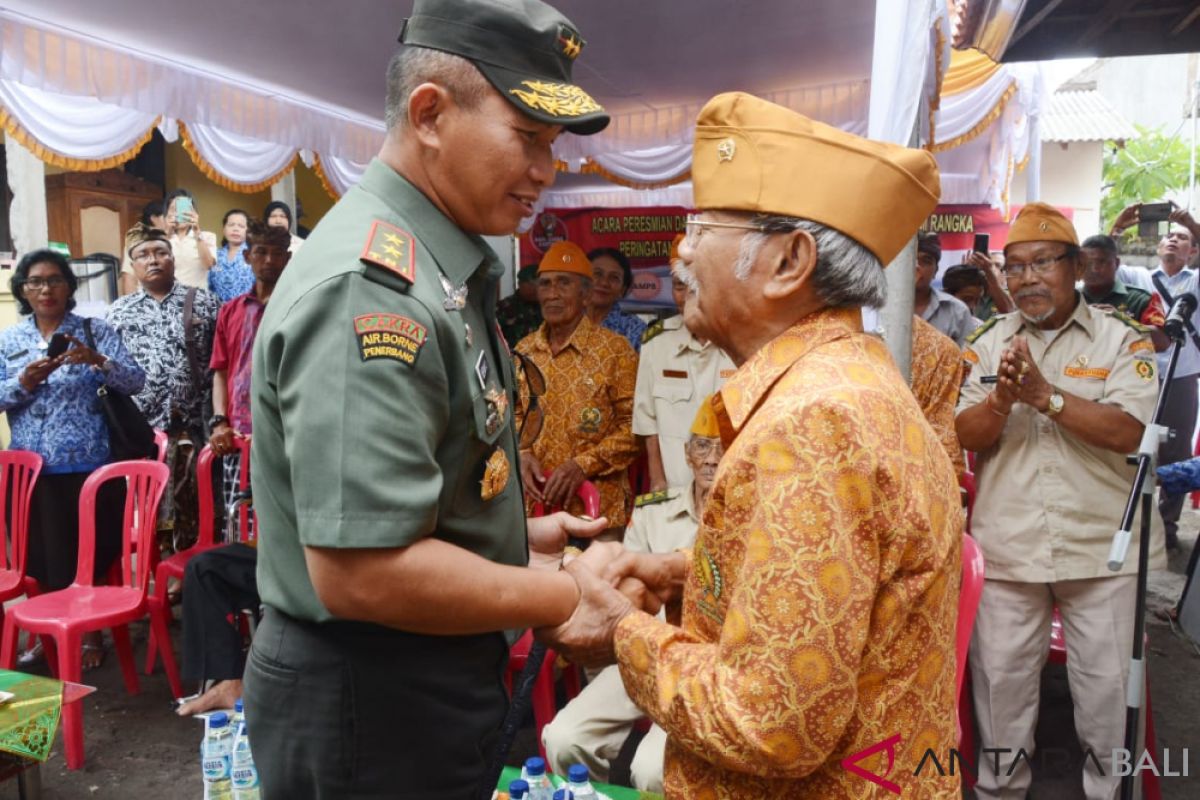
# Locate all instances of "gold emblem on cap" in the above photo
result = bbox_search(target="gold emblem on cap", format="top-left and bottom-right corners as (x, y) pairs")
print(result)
(510, 81), (602, 118)
(558, 31), (582, 60)
(717, 138), (736, 163)
(1039, 221), (1050, 232)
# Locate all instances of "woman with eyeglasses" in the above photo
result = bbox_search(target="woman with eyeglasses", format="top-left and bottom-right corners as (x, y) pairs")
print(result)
(0, 249), (144, 671)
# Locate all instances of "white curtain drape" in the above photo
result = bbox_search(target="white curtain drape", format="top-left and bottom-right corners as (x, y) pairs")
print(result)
(0, 11), (384, 163)
(585, 145), (693, 185)
(183, 122), (298, 190)
(0, 78), (157, 164)
(868, 0), (943, 144)
(318, 154), (370, 197)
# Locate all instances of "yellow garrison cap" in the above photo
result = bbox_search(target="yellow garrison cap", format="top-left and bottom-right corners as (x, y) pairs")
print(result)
(690, 394), (720, 438)
(538, 241), (592, 279)
(1005, 202), (1078, 249)
(669, 233), (684, 266)
(692, 92), (941, 266)
(125, 222), (170, 257)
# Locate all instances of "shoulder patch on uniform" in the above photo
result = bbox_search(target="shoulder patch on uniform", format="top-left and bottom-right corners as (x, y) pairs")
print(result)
(642, 319), (665, 344)
(1134, 359), (1155, 382)
(965, 315), (1001, 345)
(1129, 339), (1155, 355)
(634, 490), (671, 507)
(359, 221), (415, 283)
(1105, 308), (1150, 334)
(353, 313), (427, 367)
(962, 348), (979, 364)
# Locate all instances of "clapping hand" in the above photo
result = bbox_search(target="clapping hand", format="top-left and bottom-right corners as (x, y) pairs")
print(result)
(997, 335), (1052, 412)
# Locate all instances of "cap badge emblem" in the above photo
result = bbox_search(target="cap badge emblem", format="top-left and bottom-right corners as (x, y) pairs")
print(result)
(557, 28), (583, 60)
(1039, 221), (1050, 232)
(717, 138), (736, 163)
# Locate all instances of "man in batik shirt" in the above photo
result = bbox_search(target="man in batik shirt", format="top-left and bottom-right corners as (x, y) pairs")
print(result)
(515, 241), (638, 536)
(539, 93), (961, 799)
(910, 315), (965, 476)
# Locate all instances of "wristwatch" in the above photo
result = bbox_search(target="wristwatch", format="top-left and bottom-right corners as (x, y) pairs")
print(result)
(208, 414), (229, 429)
(1044, 390), (1065, 417)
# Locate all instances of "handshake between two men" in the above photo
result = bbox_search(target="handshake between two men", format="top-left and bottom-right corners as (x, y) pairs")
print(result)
(526, 512), (687, 668)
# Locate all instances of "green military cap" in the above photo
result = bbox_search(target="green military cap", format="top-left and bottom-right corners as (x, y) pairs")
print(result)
(517, 263), (539, 283)
(399, 0), (609, 135)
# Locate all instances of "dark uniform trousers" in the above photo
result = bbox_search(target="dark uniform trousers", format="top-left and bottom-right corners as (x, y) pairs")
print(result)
(245, 607), (509, 799)
(181, 543), (259, 683)
(1158, 374), (1198, 541)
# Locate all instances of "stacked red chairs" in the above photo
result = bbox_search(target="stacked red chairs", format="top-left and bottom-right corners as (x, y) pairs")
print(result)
(0, 451), (43, 627)
(0, 460), (169, 769)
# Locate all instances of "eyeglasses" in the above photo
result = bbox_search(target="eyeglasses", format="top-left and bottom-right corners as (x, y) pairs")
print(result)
(1002, 253), (1070, 278)
(23, 277), (67, 291)
(688, 437), (724, 458)
(132, 247), (171, 263)
(513, 351), (546, 450)
(683, 213), (769, 247)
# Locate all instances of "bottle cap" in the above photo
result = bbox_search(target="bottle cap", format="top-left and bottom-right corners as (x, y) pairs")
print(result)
(552, 789), (574, 800)
(508, 778), (529, 798)
(234, 699), (243, 713)
(208, 712), (229, 728)
(523, 756), (546, 775)
(568, 764), (588, 783)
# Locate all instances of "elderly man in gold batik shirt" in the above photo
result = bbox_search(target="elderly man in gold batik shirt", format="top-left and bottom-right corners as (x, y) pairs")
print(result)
(911, 315), (966, 476)
(539, 93), (963, 799)
(956, 203), (1162, 800)
(516, 241), (638, 533)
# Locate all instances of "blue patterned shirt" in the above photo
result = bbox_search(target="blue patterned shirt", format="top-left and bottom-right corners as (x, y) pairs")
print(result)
(208, 244), (254, 303)
(0, 314), (145, 474)
(601, 307), (647, 353)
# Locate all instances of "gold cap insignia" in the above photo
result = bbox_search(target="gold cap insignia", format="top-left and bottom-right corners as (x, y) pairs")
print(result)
(557, 27), (583, 60)
(717, 138), (736, 163)
(1039, 221), (1050, 232)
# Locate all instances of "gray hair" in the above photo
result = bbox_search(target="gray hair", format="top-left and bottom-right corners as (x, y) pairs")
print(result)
(384, 46), (490, 131)
(733, 215), (886, 308)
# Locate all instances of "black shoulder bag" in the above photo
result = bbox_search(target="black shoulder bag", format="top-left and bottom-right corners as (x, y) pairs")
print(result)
(83, 318), (157, 461)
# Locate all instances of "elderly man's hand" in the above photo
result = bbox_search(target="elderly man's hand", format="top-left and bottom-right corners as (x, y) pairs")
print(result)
(519, 450), (546, 503)
(542, 458), (586, 510)
(526, 511), (609, 571)
(1000, 335), (1053, 412)
(536, 543), (635, 668)
(601, 550), (689, 609)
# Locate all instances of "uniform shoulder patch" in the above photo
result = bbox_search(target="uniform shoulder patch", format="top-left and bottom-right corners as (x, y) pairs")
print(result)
(353, 313), (427, 367)
(1106, 308), (1150, 334)
(642, 319), (665, 344)
(634, 490), (671, 507)
(359, 221), (415, 283)
(965, 314), (1002, 345)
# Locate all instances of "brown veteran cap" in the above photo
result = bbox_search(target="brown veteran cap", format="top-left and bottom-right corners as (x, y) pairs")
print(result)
(1005, 202), (1079, 249)
(692, 92), (941, 266)
(125, 222), (170, 257)
(399, 0), (609, 135)
(538, 241), (592, 278)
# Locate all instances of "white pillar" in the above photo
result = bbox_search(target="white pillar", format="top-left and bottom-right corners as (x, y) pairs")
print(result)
(271, 171), (298, 233)
(1026, 112), (1042, 203)
(6, 139), (48, 255)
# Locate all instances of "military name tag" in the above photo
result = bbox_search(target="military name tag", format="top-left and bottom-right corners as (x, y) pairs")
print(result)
(662, 369), (688, 379)
(475, 351), (490, 389)
(354, 314), (427, 367)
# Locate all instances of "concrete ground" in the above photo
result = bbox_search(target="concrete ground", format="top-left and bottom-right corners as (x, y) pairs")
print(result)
(6, 513), (1200, 799)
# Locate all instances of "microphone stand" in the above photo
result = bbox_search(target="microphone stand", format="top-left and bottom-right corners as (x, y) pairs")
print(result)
(1107, 333), (1183, 800)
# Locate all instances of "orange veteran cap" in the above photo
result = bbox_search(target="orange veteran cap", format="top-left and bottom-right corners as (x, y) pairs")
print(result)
(690, 394), (721, 438)
(669, 233), (684, 267)
(692, 92), (941, 266)
(1005, 202), (1079, 250)
(537, 241), (592, 278)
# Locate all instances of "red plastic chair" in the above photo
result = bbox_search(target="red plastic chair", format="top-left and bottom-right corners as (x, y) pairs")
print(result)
(0, 460), (168, 770)
(513, 477), (600, 762)
(0, 451), (43, 626)
(143, 438), (253, 695)
(153, 429), (168, 463)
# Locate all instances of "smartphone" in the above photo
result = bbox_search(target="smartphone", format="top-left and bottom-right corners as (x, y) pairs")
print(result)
(174, 196), (194, 220)
(1140, 202), (1173, 223)
(973, 233), (990, 254)
(46, 333), (70, 359)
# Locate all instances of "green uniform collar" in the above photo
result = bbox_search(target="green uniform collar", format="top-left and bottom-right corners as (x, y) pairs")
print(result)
(358, 158), (499, 286)
(1082, 279), (1129, 305)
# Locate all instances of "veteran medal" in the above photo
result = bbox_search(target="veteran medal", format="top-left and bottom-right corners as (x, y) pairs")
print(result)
(480, 447), (510, 501)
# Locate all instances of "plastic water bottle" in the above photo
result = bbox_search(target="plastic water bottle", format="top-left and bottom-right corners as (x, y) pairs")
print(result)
(507, 778), (530, 799)
(200, 712), (234, 800)
(552, 790), (574, 800)
(230, 700), (260, 799)
(565, 764), (597, 800)
(520, 756), (554, 800)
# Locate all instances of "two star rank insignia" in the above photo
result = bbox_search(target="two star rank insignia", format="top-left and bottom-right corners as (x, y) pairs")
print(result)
(360, 221), (415, 283)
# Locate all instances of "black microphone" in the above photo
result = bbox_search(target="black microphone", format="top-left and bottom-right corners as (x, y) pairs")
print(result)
(1164, 292), (1198, 342)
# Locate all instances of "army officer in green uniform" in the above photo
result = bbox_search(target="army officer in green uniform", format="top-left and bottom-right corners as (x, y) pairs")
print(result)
(243, 0), (615, 797)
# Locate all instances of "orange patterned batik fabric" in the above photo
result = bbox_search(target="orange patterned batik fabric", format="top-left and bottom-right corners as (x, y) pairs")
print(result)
(615, 307), (963, 799)
(910, 315), (966, 477)
(515, 315), (639, 526)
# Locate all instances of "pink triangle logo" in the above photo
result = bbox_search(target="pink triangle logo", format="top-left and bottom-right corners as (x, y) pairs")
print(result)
(841, 733), (903, 794)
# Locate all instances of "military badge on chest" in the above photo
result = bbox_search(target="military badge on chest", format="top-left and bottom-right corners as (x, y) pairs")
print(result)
(480, 447), (510, 501)
(694, 544), (725, 623)
(484, 386), (509, 437)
